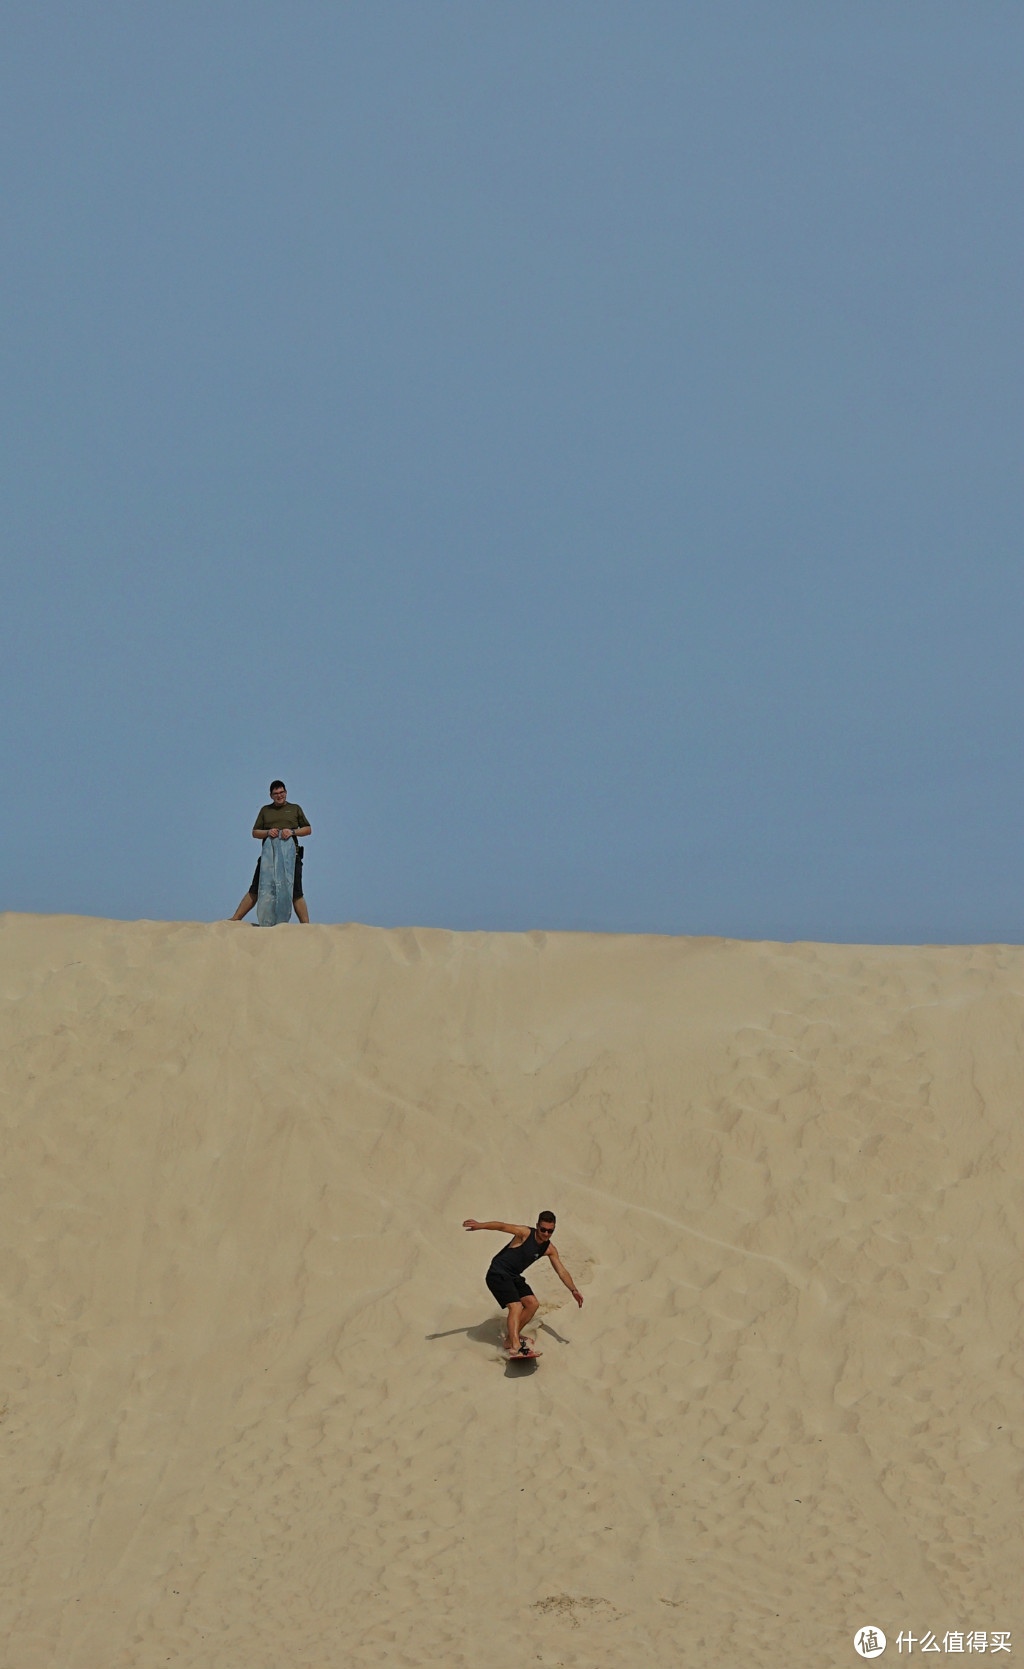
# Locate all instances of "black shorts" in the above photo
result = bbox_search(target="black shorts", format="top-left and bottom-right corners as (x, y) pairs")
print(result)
(250, 844), (304, 902)
(486, 1270), (534, 1309)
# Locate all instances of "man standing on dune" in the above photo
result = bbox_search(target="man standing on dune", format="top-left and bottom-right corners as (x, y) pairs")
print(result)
(230, 780), (312, 923)
(463, 1212), (583, 1357)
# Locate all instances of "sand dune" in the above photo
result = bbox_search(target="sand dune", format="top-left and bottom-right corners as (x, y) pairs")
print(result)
(0, 914), (1020, 1668)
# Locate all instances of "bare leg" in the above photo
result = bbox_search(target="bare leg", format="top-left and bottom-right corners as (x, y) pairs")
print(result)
(230, 892), (256, 921)
(294, 897), (310, 924)
(504, 1294), (540, 1354)
(504, 1301), (524, 1354)
(519, 1294), (540, 1345)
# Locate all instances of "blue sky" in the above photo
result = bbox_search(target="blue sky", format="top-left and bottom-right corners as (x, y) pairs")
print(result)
(2, 3), (1021, 940)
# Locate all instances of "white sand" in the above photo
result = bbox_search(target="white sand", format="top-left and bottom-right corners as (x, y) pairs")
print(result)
(0, 914), (1020, 1668)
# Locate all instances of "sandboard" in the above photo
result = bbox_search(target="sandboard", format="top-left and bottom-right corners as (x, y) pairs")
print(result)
(506, 1346), (542, 1362)
(257, 836), (295, 926)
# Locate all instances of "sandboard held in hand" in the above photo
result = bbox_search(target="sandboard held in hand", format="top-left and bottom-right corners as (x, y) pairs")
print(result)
(257, 836), (295, 926)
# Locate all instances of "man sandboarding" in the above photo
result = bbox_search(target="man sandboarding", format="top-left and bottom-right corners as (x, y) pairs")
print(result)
(463, 1211), (583, 1359)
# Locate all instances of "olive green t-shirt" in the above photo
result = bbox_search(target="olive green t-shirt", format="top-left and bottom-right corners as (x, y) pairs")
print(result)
(253, 802), (309, 834)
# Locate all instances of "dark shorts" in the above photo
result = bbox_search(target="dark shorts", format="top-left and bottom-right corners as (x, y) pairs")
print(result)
(250, 844), (304, 902)
(486, 1270), (535, 1309)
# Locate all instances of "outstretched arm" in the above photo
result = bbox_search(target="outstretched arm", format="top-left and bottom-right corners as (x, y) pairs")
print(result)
(462, 1219), (528, 1236)
(547, 1246), (584, 1308)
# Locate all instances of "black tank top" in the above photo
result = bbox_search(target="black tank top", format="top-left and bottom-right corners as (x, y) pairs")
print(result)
(489, 1230), (549, 1278)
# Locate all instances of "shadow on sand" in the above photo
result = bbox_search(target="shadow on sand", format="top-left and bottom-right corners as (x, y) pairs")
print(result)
(425, 1316), (570, 1374)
